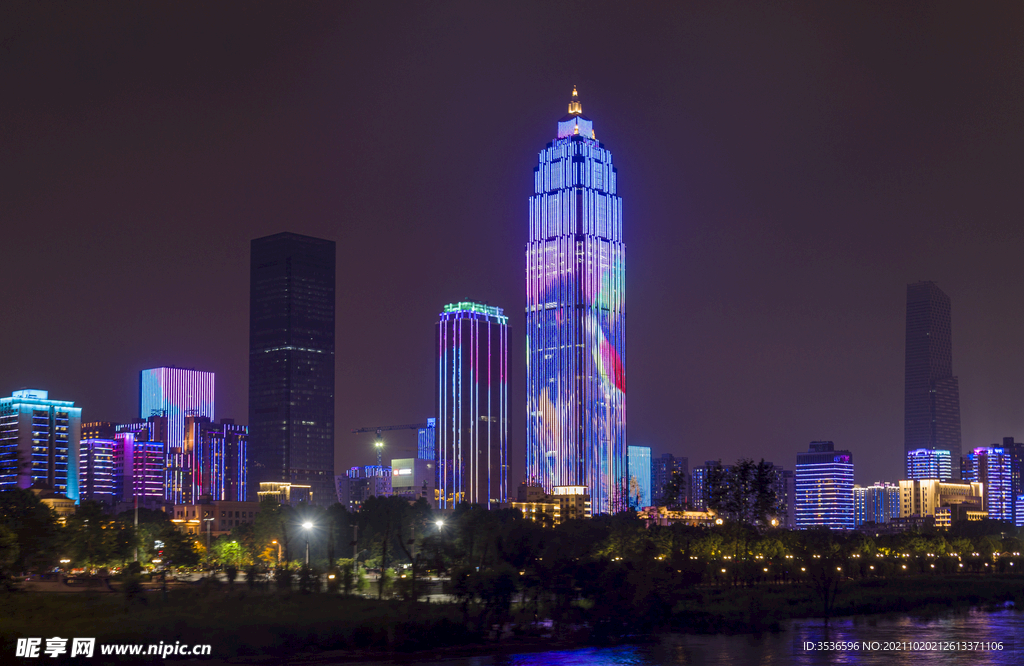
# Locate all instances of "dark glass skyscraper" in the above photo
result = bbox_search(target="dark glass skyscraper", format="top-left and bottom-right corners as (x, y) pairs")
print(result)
(525, 88), (627, 514)
(249, 232), (335, 505)
(904, 281), (962, 479)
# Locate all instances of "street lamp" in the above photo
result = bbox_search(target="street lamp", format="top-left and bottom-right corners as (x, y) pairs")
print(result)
(272, 540), (281, 565)
(302, 521), (313, 567)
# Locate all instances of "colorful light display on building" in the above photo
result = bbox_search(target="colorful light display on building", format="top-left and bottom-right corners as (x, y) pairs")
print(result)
(0, 389), (81, 499)
(627, 445), (651, 509)
(525, 87), (627, 515)
(79, 439), (115, 504)
(906, 447), (952, 481)
(436, 302), (508, 508)
(963, 446), (1013, 522)
(139, 367), (214, 504)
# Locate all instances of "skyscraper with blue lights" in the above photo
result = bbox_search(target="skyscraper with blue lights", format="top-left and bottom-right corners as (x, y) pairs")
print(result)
(0, 389), (81, 499)
(436, 302), (508, 508)
(139, 367), (214, 504)
(795, 441), (854, 530)
(525, 87), (626, 515)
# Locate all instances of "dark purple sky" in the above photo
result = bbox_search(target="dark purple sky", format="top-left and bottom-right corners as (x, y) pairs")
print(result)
(3, 2), (1023, 486)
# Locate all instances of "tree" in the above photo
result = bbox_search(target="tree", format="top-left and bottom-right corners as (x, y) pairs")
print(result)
(660, 469), (688, 510)
(0, 489), (60, 571)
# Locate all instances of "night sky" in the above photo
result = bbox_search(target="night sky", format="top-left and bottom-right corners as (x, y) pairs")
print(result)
(3, 2), (1023, 487)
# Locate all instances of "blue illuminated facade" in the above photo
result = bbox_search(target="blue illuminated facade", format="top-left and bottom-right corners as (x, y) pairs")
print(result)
(627, 445), (651, 509)
(906, 447), (952, 481)
(526, 87), (627, 515)
(418, 418), (436, 461)
(963, 446), (1013, 522)
(853, 482), (900, 526)
(795, 441), (854, 530)
(436, 302), (508, 508)
(0, 389), (81, 499)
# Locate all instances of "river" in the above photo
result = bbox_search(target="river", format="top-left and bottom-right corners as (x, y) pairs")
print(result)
(340, 608), (1022, 665)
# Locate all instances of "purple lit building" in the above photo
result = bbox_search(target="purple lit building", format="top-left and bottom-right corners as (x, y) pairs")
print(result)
(436, 302), (508, 508)
(139, 367), (214, 504)
(184, 416), (248, 503)
(525, 87), (626, 514)
(113, 431), (165, 503)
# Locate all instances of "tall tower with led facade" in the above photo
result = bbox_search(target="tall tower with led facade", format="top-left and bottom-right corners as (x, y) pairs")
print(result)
(436, 302), (508, 508)
(525, 88), (626, 514)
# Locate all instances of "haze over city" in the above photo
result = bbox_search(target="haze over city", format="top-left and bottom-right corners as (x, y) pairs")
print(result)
(3, 1), (1024, 486)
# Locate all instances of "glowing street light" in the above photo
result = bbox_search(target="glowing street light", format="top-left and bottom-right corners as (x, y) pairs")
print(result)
(302, 521), (313, 566)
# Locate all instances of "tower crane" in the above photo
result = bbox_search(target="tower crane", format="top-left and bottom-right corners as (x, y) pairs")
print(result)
(351, 423), (430, 466)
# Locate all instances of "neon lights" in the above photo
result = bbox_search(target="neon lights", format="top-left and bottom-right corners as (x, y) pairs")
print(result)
(794, 441), (854, 530)
(526, 89), (626, 515)
(0, 390), (81, 499)
(436, 302), (509, 508)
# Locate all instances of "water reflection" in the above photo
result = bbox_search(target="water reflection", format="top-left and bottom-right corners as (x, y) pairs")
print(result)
(339, 609), (1021, 665)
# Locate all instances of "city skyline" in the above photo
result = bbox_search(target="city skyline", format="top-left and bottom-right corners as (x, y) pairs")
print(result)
(3, 3), (1024, 487)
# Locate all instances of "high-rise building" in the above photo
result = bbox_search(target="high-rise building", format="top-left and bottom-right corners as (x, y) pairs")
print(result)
(139, 367), (214, 503)
(627, 445), (652, 509)
(904, 282), (962, 478)
(962, 446), (1013, 522)
(335, 466), (391, 512)
(690, 461), (717, 511)
(525, 88), (627, 514)
(436, 302), (508, 508)
(417, 418), (436, 461)
(249, 232), (336, 506)
(79, 439), (115, 505)
(652, 453), (688, 507)
(794, 441), (854, 530)
(184, 416), (248, 503)
(853, 482), (900, 526)
(112, 431), (165, 503)
(0, 389), (81, 499)
(1002, 437), (1024, 525)
(906, 448), (952, 481)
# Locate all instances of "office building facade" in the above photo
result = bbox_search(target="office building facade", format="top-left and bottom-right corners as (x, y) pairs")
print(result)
(417, 418), (436, 461)
(904, 282), (962, 478)
(79, 438), (115, 504)
(249, 232), (336, 505)
(525, 88), (627, 515)
(184, 416), (248, 503)
(794, 441), (854, 530)
(627, 445), (652, 509)
(907, 447), (952, 481)
(962, 446), (1013, 522)
(112, 431), (166, 503)
(139, 367), (214, 504)
(436, 302), (508, 508)
(0, 389), (81, 499)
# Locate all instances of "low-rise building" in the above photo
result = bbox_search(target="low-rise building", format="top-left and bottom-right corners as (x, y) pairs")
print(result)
(509, 484), (591, 525)
(898, 479), (985, 527)
(169, 499), (261, 538)
(638, 506), (718, 528)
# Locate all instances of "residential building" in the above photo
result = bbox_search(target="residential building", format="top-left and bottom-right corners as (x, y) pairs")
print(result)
(853, 482), (900, 526)
(906, 447), (952, 481)
(651, 453), (688, 507)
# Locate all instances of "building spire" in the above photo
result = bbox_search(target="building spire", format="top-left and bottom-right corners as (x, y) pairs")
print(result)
(568, 86), (582, 115)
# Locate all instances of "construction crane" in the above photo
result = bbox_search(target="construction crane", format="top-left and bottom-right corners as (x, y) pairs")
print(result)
(352, 423), (430, 465)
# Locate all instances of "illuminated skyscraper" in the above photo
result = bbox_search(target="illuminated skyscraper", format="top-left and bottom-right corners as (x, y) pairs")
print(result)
(627, 445), (651, 509)
(79, 439), (115, 504)
(184, 416), (248, 502)
(794, 441), (854, 530)
(139, 367), (214, 504)
(904, 282), (962, 478)
(249, 232), (336, 506)
(112, 431), (165, 503)
(0, 389), (81, 499)
(525, 87), (626, 514)
(436, 302), (508, 508)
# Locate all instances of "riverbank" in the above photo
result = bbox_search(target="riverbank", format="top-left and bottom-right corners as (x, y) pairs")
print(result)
(2, 575), (1022, 661)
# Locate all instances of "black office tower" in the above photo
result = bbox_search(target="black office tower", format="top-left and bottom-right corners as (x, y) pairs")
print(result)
(904, 281), (962, 479)
(249, 233), (336, 505)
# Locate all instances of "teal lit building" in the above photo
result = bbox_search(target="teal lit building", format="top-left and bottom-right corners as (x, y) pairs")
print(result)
(0, 389), (82, 500)
(627, 445), (651, 509)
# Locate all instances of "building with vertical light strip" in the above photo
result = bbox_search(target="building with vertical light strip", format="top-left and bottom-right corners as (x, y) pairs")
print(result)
(627, 445), (651, 509)
(139, 367), (214, 504)
(249, 232), (336, 506)
(113, 431), (166, 503)
(794, 441), (854, 530)
(436, 301), (508, 508)
(79, 438), (115, 504)
(853, 482), (900, 526)
(963, 446), (1013, 522)
(0, 389), (81, 499)
(184, 416), (248, 502)
(525, 88), (626, 514)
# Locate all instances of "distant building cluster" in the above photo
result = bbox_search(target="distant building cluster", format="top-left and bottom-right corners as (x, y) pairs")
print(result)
(6, 96), (1024, 537)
